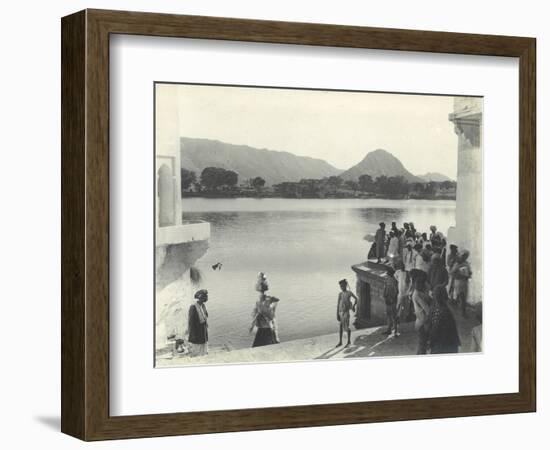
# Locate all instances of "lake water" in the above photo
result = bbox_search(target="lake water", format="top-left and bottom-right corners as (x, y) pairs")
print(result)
(182, 198), (456, 350)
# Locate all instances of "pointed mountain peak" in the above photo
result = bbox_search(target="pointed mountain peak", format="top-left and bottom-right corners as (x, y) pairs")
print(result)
(368, 148), (393, 155)
(362, 148), (399, 161)
(340, 148), (422, 183)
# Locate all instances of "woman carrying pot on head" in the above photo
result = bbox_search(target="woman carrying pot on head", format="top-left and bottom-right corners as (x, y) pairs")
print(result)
(249, 273), (280, 347)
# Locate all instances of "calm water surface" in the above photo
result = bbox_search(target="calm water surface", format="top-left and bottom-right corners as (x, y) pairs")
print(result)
(182, 198), (456, 350)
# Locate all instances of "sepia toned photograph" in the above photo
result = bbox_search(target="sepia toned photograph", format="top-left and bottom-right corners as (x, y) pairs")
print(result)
(154, 82), (483, 368)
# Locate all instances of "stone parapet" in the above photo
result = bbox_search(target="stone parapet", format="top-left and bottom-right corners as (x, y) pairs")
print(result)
(156, 221), (211, 247)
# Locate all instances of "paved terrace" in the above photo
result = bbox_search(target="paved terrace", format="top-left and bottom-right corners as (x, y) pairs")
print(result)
(156, 307), (480, 368)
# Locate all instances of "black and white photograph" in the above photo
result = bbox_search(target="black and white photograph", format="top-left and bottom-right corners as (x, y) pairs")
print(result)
(2, 0), (543, 447)
(154, 83), (483, 367)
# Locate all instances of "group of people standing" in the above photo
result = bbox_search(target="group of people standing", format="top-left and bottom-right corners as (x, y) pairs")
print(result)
(369, 221), (477, 354)
(385, 266), (462, 354)
(371, 222), (473, 315)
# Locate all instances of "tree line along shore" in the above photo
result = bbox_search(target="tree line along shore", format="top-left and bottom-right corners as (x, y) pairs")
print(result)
(179, 166), (457, 200)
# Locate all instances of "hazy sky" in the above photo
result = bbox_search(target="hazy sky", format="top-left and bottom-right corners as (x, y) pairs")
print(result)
(158, 83), (464, 178)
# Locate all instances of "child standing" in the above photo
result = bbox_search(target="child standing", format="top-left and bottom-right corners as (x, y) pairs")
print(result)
(336, 279), (357, 347)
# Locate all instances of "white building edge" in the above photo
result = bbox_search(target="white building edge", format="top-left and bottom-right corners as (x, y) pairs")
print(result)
(448, 97), (483, 304)
(155, 86), (210, 347)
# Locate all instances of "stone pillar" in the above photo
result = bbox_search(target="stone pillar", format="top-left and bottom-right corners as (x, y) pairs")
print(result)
(155, 85), (183, 227)
(158, 163), (175, 227)
(448, 98), (483, 303)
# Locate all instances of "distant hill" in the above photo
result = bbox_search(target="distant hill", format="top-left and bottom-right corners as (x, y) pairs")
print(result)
(417, 172), (454, 182)
(339, 149), (423, 183)
(180, 137), (341, 186)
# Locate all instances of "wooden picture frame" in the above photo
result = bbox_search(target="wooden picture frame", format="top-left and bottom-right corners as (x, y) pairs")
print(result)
(61, 9), (536, 441)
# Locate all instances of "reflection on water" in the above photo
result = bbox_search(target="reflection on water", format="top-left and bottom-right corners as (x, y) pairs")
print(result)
(182, 198), (456, 350)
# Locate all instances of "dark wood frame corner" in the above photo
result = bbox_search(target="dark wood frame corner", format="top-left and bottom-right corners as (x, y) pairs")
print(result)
(61, 8), (536, 441)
